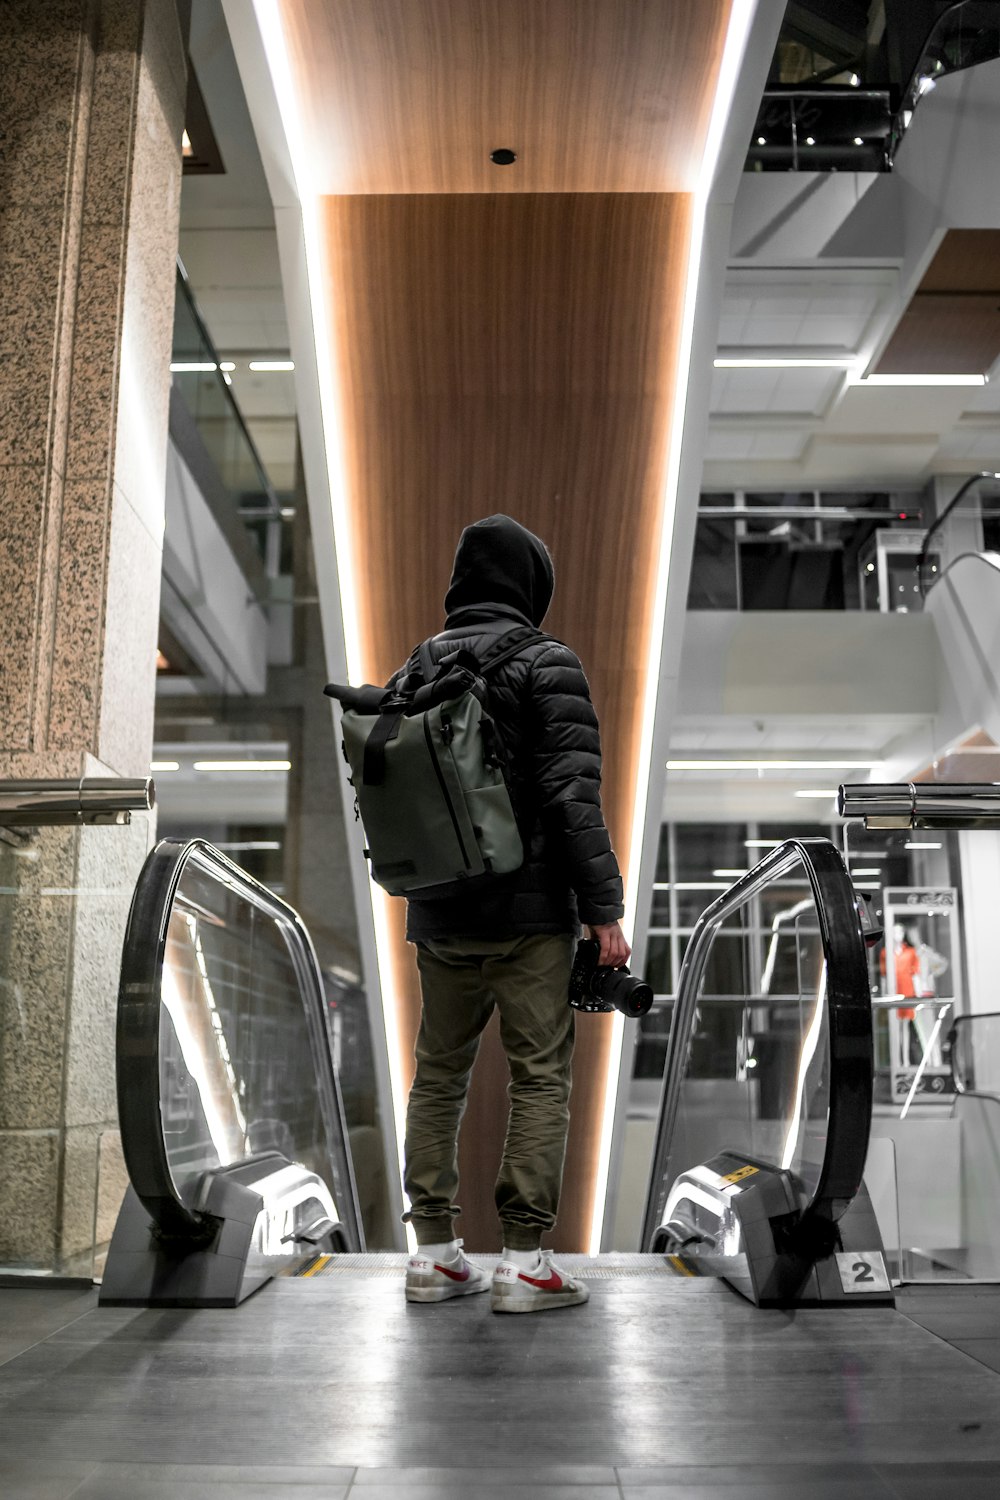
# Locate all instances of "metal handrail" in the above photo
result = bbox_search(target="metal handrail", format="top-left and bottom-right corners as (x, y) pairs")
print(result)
(173, 259), (283, 523)
(917, 471), (1000, 597)
(839, 782), (1000, 829)
(641, 838), (873, 1249)
(0, 778), (154, 827)
(116, 837), (364, 1249)
(947, 1010), (1000, 1094)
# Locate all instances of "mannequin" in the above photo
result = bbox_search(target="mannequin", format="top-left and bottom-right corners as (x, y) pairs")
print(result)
(880, 924), (920, 1067)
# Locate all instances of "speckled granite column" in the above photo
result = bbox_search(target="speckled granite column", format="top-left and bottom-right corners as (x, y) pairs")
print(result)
(0, 0), (185, 1271)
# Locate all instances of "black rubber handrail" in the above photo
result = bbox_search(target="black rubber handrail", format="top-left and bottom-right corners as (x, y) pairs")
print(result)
(917, 471), (1000, 597)
(947, 1010), (1000, 1094)
(641, 838), (873, 1249)
(116, 837), (363, 1248)
(888, 2), (1000, 165)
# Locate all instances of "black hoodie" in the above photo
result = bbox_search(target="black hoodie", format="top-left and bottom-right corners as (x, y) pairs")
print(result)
(403, 514), (624, 941)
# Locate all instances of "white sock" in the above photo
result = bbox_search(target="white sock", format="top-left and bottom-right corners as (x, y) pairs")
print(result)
(503, 1247), (543, 1270)
(417, 1239), (460, 1262)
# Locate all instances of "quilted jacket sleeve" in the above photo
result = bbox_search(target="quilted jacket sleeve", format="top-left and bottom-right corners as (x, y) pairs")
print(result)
(527, 642), (624, 926)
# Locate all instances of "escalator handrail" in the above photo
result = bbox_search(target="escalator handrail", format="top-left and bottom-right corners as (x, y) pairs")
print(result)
(947, 1010), (1000, 1094)
(116, 837), (363, 1248)
(917, 471), (1000, 597)
(641, 837), (873, 1248)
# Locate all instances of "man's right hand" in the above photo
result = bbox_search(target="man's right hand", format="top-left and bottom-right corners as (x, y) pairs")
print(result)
(589, 921), (631, 968)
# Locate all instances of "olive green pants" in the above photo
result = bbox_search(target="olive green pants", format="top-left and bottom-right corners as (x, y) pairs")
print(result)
(403, 933), (576, 1251)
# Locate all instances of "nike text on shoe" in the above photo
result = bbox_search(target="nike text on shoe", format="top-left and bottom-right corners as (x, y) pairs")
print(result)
(405, 1241), (490, 1303)
(490, 1252), (590, 1313)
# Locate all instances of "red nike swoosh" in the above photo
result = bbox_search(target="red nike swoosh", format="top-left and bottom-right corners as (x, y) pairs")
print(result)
(435, 1261), (471, 1282)
(519, 1269), (563, 1291)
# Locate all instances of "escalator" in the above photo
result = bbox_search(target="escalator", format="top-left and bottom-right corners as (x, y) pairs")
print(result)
(641, 837), (893, 1308)
(102, 838), (364, 1307)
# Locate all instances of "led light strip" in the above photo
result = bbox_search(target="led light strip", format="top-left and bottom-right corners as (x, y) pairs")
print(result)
(252, 0), (413, 1242)
(597, 0), (758, 1254)
(253, 0), (759, 1258)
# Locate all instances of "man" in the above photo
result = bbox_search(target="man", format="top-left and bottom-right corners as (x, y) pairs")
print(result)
(401, 514), (628, 1313)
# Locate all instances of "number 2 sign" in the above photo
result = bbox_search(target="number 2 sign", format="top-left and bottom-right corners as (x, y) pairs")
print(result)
(835, 1251), (892, 1293)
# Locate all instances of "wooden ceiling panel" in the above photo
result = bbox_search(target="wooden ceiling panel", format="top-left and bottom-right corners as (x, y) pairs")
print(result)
(875, 229), (1000, 376)
(282, 0), (729, 193)
(322, 192), (690, 1249)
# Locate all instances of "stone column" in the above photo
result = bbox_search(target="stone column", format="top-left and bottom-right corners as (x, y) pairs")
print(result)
(0, 0), (186, 1272)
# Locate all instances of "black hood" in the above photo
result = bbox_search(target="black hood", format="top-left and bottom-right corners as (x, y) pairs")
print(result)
(443, 515), (554, 627)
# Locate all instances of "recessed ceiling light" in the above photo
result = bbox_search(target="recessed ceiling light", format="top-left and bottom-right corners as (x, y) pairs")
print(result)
(714, 357), (857, 369)
(853, 137), (863, 146)
(756, 136), (766, 146)
(192, 759), (292, 772)
(854, 373), (986, 387)
(248, 359), (295, 372)
(666, 759), (875, 771)
(849, 73), (860, 87)
(805, 136), (816, 146)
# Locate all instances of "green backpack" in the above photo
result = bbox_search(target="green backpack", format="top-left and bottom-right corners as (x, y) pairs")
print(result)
(324, 626), (556, 897)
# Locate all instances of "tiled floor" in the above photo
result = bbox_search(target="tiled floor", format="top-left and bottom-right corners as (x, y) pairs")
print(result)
(0, 1269), (998, 1498)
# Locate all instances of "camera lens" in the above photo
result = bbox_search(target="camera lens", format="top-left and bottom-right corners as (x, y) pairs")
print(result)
(602, 969), (653, 1018)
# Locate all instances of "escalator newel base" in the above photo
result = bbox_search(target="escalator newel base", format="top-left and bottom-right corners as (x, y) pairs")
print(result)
(653, 1152), (893, 1309)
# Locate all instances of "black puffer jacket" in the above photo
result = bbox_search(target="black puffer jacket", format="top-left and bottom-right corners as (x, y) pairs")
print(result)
(401, 515), (624, 942)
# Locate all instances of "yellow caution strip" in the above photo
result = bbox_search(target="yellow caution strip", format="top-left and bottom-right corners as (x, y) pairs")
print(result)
(667, 1254), (696, 1277)
(299, 1255), (332, 1277)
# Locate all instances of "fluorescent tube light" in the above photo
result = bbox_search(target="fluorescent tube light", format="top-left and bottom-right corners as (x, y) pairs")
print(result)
(794, 790), (838, 799)
(745, 839), (784, 848)
(170, 361), (217, 372)
(851, 868), (883, 877)
(666, 759), (875, 771)
(854, 373), (987, 387)
(714, 357), (856, 369)
(713, 868), (750, 878)
(150, 761), (180, 772)
(192, 760), (291, 772)
(219, 361), (236, 371)
(905, 841), (943, 850)
(248, 359), (295, 371)
(213, 841), (282, 852)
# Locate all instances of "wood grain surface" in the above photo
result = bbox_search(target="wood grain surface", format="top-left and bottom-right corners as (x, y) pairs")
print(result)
(875, 229), (1000, 376)
(282, 0), (729, 194)
(321, 193), (691, 1249)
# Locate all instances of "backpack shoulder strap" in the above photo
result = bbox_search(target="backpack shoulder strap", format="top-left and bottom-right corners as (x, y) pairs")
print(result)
(477, 627), (563, 677)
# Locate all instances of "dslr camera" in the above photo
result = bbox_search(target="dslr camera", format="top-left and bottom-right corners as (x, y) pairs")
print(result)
(568, 938), (653, 1018)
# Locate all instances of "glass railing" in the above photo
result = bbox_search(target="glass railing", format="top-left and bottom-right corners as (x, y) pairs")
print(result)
(642, 838), (874, 1255)
(917, 473), (1000, 597)
(0, 821), (147, 1277)
(110, 838), (363, 1297)
(950, 1012), (1000, 1096)
(888, 2), (1000, 164)
(840, 789), (1000, 1282)
(746, 88), (890, 173)
(171, 261), (284, 575)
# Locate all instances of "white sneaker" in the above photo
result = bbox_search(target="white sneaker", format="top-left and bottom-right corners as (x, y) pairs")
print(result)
(490, 1251), (590, 1313)
(405, 1241), (490, 1303)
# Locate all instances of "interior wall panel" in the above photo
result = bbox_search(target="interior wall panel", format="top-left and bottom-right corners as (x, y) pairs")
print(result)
(321, 192), (690, 1249)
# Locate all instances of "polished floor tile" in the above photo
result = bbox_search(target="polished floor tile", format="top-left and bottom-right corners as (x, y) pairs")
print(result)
(0, 1271), (998, 1479)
